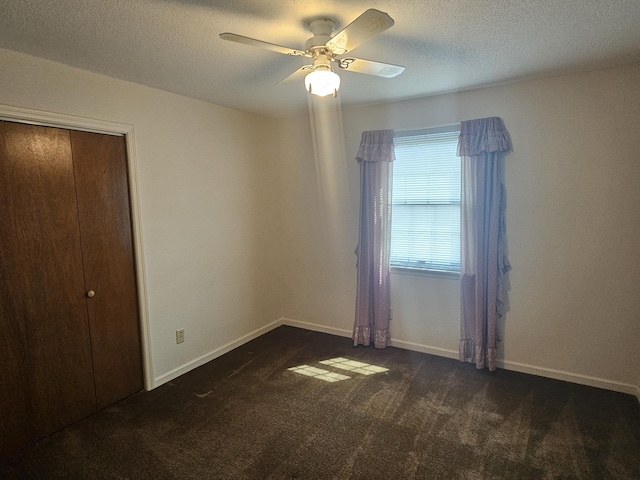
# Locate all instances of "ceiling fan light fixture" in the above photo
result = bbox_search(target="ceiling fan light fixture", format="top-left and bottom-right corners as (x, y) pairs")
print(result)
(221, 9), (404, 99)
(305, 67), (340, 97)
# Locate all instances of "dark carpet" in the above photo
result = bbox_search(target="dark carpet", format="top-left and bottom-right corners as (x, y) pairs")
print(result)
(1, 326), (639, 479)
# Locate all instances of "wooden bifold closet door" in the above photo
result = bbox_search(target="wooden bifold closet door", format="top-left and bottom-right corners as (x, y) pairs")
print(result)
(0, 121), (143, 454)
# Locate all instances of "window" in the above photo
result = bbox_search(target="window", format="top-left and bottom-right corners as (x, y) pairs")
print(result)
(391, 127), (461, 273)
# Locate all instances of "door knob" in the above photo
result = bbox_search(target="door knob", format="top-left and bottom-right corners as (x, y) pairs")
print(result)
(87, 290), (96, 298)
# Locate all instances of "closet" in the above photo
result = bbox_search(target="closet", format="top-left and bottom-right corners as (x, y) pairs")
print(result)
(0, 121), (143, 453)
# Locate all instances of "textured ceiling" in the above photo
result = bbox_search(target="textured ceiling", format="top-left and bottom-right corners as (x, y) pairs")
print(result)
(1, 0), (639, 118)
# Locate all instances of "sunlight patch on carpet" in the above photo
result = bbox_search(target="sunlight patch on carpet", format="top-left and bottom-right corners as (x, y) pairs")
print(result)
(320, 357), (389, 375)
(287, 365), (351, 382)
(288, 358), (389, 382)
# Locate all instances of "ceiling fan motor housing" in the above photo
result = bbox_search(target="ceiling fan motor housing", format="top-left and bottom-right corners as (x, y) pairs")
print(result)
(305, 18), (337, 52)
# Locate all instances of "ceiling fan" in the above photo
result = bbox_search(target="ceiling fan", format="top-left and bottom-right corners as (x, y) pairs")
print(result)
(219, 9), (404, 98)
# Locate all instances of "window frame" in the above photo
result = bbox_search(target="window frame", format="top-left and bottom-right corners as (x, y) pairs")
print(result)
(390, 125), (462, 277)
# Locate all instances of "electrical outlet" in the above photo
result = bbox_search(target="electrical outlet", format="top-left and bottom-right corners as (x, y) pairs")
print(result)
(176, 329), (185, 344)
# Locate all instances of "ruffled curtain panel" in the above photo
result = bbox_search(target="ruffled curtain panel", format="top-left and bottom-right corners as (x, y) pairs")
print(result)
(353, 130), (395, 348)
(458, 117), (512, 370)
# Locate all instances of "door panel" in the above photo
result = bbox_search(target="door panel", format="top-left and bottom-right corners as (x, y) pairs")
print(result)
(71, 130), (143, 409)
(0, 122), (97, 446)
(0, 195), (30, 452)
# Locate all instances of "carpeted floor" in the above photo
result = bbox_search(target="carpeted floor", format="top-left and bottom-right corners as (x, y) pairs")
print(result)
(1, 326), (639, 479)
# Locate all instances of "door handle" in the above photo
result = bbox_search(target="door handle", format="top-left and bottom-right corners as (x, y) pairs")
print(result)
(87, 290), (96, 298)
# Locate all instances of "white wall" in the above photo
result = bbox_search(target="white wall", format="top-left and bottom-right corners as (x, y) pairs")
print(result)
(0, 48), (282, 388)
(2, 45), (638, 397)
(276, 64), (640, 394)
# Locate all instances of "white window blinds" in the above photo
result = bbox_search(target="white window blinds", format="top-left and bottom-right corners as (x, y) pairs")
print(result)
(391, 128), (461, 272)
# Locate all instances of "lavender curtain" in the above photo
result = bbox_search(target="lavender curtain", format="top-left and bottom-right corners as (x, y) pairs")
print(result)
(353, 130), (395, 348)
(458, 117), (511, 370)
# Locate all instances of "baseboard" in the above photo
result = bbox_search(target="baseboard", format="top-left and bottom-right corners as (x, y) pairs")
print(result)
(496, 359), (639, 397)
(152, 319), (284, 388)
(281, 317), (459, 359)
(280, 318), (352, 338)
(153, 318), (640, 401)
(389, 338), (459, 360)
(281, 318), (639, 398)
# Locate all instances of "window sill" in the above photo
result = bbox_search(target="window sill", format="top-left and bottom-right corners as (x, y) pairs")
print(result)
(390, 266), (461, 280)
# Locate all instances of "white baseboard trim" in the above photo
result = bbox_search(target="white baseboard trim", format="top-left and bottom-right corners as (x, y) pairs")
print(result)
(280, 318), (639, 399)
(390, 339), (459, 360)
(153, 318), (640, 403)
(152, 319), (284, 388)
(281, 317), (459, 359)
(495, 359), (640, 397)
(280, 318), (351, 338)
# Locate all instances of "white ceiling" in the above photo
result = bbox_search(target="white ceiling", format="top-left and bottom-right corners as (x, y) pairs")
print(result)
(1, 0), (639, 118)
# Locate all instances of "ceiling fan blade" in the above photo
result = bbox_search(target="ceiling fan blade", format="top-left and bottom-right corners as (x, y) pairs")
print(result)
(219, 33), (309, 57)
(326, 9), (394, 55)
(336, 57), (404, 78)
(277, 65), (313, 85)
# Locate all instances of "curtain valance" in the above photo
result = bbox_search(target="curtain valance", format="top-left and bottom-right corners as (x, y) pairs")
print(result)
(356, 130), (396, 163)
(458, 117), (511, 157)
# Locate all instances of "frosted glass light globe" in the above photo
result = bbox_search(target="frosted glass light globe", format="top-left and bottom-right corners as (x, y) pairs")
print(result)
(305, 70), (340, 97)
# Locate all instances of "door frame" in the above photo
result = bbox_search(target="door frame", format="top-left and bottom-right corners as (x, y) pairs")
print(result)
(0, 104), (153, 391)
